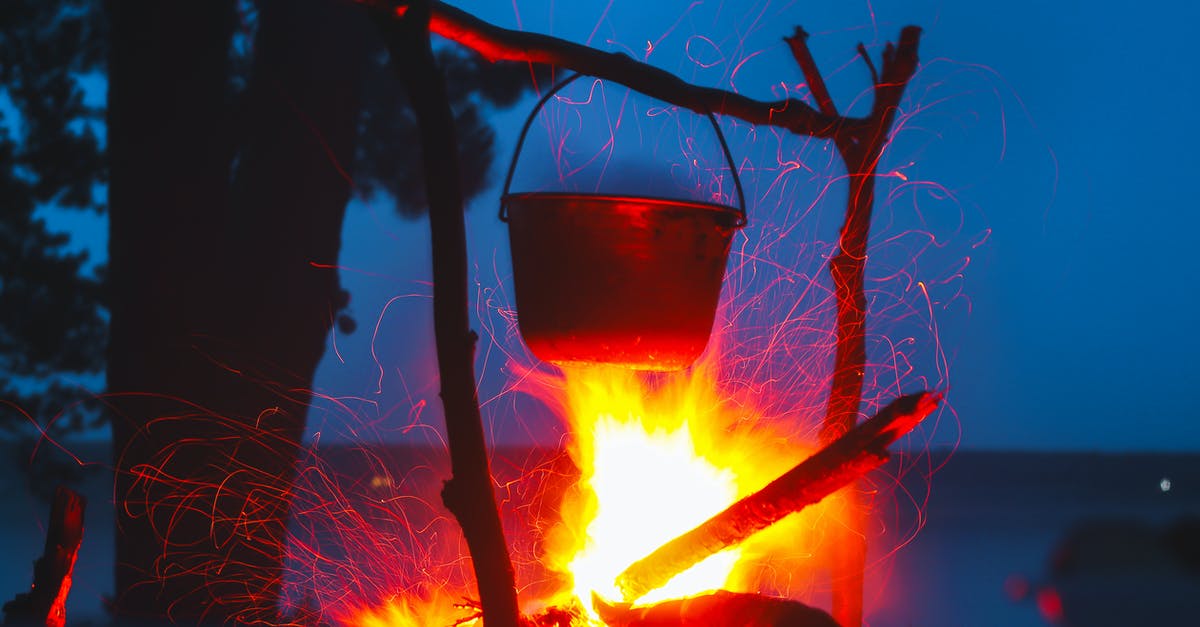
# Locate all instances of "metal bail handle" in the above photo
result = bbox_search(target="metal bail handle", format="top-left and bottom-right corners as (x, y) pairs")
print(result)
(499, 73), (748, 227)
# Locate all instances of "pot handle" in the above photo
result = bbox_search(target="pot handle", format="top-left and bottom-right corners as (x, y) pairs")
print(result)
(500, 73), (747, 227)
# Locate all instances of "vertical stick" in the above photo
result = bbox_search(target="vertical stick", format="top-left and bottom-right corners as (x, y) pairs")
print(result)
(377, 2), (521, 626)
(787, 27), (921, 627)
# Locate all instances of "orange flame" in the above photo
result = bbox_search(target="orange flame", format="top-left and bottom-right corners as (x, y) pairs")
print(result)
(342, 585), (481, 627)
(344, 357), (843, 625)
(540, 360), (831, 619)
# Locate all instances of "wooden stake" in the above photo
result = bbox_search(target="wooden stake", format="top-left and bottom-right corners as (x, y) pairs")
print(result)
(787, 27), (921, 627)
(376, 2), (521, 626)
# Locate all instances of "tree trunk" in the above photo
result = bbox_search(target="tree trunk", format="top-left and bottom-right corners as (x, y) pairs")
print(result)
(106, 1), (367, 621)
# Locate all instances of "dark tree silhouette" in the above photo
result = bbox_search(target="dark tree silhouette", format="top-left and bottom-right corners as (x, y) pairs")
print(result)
(5, 0), (543, 621)
(0, 0), (107, 492)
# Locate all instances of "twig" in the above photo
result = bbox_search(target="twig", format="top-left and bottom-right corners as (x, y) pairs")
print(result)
(785, 27), (837, 117)
(856, 43), (879, 86)
(812, 26), (921, 627)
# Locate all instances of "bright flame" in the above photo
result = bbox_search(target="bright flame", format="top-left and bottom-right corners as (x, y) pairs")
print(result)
(541, 362), (828, 619)
(566, 415), (740, 605)
(344, 587), (480, 627)
(344, 362), (839, 626)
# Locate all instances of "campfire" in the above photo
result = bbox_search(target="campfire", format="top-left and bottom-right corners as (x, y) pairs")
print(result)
(6, 3), (940, 627)
(350, 3), (931, 625)
(558, 371), (945, 623)
(343, 359), (936, 626)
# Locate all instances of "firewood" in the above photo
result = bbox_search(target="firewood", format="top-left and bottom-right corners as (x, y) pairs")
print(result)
(614, 392), (939, 602)
(3, 486), (86, 627)
(593, 590), (839, 627)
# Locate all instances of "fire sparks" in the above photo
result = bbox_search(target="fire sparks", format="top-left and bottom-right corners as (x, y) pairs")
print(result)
(332, 355), (854, 627)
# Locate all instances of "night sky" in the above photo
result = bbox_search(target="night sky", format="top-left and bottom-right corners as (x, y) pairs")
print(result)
(45, 0), (1200, 451)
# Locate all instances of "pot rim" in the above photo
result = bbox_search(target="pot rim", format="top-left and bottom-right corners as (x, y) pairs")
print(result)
(502, 191), (744, 222)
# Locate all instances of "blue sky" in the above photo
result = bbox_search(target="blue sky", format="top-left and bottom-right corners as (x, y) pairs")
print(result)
(311, 0), (1200, 452)
(40, 0), (1200, 451)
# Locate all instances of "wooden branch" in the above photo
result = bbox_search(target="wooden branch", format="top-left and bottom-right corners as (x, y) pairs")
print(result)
(613, 392), (939, 603)
(803, 26), (920, 627)
(3, 487), (86, 627)
(855, 43), (879, 86)
(785, 27), (837, 117)
(359, 0), (863, 137)
(374, 3), (520, 626)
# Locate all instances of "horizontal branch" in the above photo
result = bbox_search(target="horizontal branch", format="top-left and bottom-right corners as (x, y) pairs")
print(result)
(614, 392), (940, 603)
(365, 0), (903, 138)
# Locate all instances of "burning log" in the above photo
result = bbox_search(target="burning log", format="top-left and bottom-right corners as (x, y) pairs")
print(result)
(593, 591), (839, 627)
(614, 392), (939, 603)
(2, 487), (85, 627)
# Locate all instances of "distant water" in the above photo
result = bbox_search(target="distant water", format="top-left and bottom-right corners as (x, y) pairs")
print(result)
(875, 451), (1200, 626)
(2, 446), (1198, 626)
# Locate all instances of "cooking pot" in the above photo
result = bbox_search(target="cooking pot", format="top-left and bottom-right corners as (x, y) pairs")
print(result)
(501, 74), (747, 370)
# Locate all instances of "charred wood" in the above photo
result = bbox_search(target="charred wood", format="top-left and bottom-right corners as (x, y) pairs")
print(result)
(3, 487), (85, 627)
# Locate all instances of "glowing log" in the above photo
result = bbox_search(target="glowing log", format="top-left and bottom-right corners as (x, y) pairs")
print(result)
(614, 392), (940, 603)
(2, 486), (85, 627)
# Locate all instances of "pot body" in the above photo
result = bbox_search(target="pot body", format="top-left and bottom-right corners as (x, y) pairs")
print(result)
(505, 192), (738, 371)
